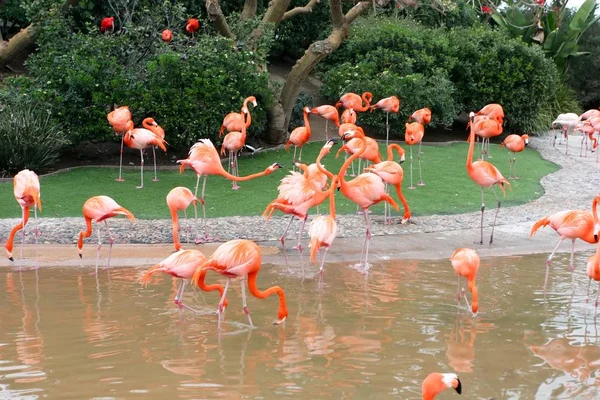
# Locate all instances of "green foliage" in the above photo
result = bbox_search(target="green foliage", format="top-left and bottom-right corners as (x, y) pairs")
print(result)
(0, 0), (28, 40)
(535, 80), (582, 134)
(0, 100), (69, 176)
(319, 18), (559, 136)
(568, 19), (600, 109)
(384, 0), (479, 29)
(290, 91), (314, 130)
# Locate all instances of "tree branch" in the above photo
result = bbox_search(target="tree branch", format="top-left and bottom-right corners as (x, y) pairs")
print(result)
(205, 0), (235, 39)
(282, 0), (321, 21)
(330, 0), (344, 29)
(346, 1), (371, 25)
(262, 0), (293, 25)
(241, 0), (258, 20)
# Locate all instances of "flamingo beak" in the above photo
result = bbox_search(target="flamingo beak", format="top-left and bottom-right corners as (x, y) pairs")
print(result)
(275, 163), (284, 169)
(8, 256), (14, 262)
(455, 378), (462, 394)
(252, 100), (257, 107)
(327, 139), (337, 146)
(79, 253), (82, 259)
(400, 155), (406, 163)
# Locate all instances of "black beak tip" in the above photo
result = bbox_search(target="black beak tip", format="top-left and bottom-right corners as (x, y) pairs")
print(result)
(8, 257), (14, 262)
(327, 139), (338, 145)
(79, 254), (82, 259)
(455, 379), (462, 395)
(275, 163), (284, 169)
(595, 234), (598, 243)
(336, 186), (340, 192)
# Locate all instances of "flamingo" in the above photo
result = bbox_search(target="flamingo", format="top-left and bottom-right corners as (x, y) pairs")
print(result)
(100, 17), (114, 33)
(310, 105), (340, 140)
(77, 196), (135, 270)
(123, 120), (167, 188)
(574, 122), (596, 157)
(107, 105), (132, 182)
(140, 249), (228, 312)
(263, 140), (337, 252)
(309, 175), (339, 279)
(191, 239), (288, 329)
(586, 227), (600, 308)
(472, 116), (502, 160)
(466, 112), (510, 245)
(409, 107), (432, 126)
(337, 129), (399, 269)
(370, 95), (400, 145)
(477, 103), (504, 124)
(341, 108), (356, 124)
(335, 92), (373, 112)
(580, 109), (600, 121)
(587, 116), (600, 162)
(422, 373), (462, 400)
(161, 29), (173, 42)
(286, 106), (311, 169)
(552, 113), (581, 153)
(405, 122), (426, 189)
(450, 248), (480, 316)
(142, 117), (166, 182)
(219, 96), (257, 137)
(178, 139), (283, 241)
(337, 134), (382, 185)
(500, 134), (529, 179)
(5, 170), (42, 263)
(166, 187), (198, 252)
(364, 144), (411, 224)
(221, 107), (249, 189)
(186, 18), (200, 37)
(530, 195), (600, 288)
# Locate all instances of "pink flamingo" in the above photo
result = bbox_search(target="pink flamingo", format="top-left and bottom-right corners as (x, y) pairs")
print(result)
(335, 92), (373, 112)
(123, 120), (167, 188)
(450, 248), (480, 316)
(499, 134), (529, 178)
(166, 186), (198, 251)
(142, 117), (166, 182)
(586, 228), (600, 307)
(477, 103), (504, 124)
(466, 112), (510, 245)
(219, 96), (257, 137)
(472, 116), (502, 160)
(220, 107), (249, 189)
(311, 105), (340, 140)
(409, 107), (432, 126)
(107, 105), (132, 182)
(405, 122), (426, 189)
(341, 108), (357, 124)
(309, 175), (339, 279)
(286, 106), (312, 169)
(552, 113), (581, 153)
(370, 95), (400, 145)
(422, 373), (462, 399)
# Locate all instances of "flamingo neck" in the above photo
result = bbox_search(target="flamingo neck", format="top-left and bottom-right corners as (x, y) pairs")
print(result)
(303, 109), (311, 132)
(219, 168), (272, 182)
(387, 143), (404, 161)
(169, 207), (181, 251)
(77, 216), (93, 253)
(593, 196), (600, 223)
(466, 118), (476, 172)
(338, 135), (367, 189)
(359, 92), (371, 111)
(247, 270), (288, 320)
(328, 179), (337, 219)
(316, 150), (335, 180)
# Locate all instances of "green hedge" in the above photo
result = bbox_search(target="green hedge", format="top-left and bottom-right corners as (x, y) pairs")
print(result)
(319, 18), (560, 136)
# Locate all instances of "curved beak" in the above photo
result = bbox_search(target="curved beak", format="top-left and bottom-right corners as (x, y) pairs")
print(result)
(275, 163), (284, 169)
(327, 139), (337, 146)
(252, 100), (257, 107)
(455, 378), (462, 394)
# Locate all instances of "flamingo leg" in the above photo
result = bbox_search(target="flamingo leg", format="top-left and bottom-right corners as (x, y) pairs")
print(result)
(587, 279), (592, 303)
(240, 277), (254, 328)
(183, 209), (190, 244)
(116, 134), (125, 182)
(476, 187), (485, 245)
(488, 186), (501, 245)
(456, 275), (461, 302)
(408, 146), (416, 189)
(152, 146), (159, 182)
(227, 151), (232, 175)
(544, 238), (564, 288)
(192, 201), (199, 243)
(194, 175), (209, 240)
(19, 207), (26, 268)
(298, 146), (304, 164)
(174, 278), (185, 303)
(136, 149), (144, 189)
(292, 147), (298, 171)
(319, 247), (329, 274)
(325, 120), (329, 141)
(33, 205), (39, 267)
(232, 152), (240, 190)
(95, 223), (102, 273)
(417, 141), (425, 186)
(385, 112), (389, 146)
(358, 209), (373, 270)
(293, 216), (307, 253)
(280, 216), (295, 251)
(486, 138), (492, 159)
(218, 278), (230, 331)
(596, 281), (600, 308)
(104, 220), (114, 268)
(569, 239), (576, 272)
(384, 184), (390, 224)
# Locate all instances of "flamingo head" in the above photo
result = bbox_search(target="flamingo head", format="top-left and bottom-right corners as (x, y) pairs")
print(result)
(468, 111), (475, 123)
(522, 134), (530, 145)
(266, 163), (284, 173)
(125, 120), (135, 139)
(443, 373), (462, 394)
(303, 106), (311, 114)
(242, 106), (249, 115)
(594, 224), (600, 243)
(247, 96), (257, 107)
(341, 129), (364, 141)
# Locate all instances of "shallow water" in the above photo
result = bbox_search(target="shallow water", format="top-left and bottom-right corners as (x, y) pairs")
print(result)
(1, 251), (600, 399)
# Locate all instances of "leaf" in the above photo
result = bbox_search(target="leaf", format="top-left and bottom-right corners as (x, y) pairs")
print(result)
(570, 0), (599, 31)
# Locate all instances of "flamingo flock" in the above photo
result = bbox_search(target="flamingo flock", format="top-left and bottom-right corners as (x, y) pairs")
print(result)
(11, 87), (598, 398)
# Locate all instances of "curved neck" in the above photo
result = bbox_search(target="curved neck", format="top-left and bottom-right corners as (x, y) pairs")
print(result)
(218, 167), (272, 182)
(77, 216), (93, 252)
(169, 207), (181, 251)
(338, 135), (367, 187)
(195, 269), (226, 299)
(387, 143), (404, 161)
(466, 118), (475, 170)
(359, 93), (371, 111)
(316, 150), (335, 180)
(328, 179), (337, 219)
(248, 270), (287, 319)
(303, 109), (311, 131)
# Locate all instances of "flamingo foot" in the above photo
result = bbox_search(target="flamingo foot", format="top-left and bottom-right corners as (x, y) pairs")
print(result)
(569, 263), (575, 272)
(232, 183), (240, 190)
(417, 181), (425, 187)
(136, 185), (144, 189)
(152, 178), (159, 182)
(115, 178), (125, 182)
(400, 218), (409, 224)
(408, 186), (416, 190)
(292, 244), (303, 253)
(473, 239), (484, 245)
(546, 259), (552, 267)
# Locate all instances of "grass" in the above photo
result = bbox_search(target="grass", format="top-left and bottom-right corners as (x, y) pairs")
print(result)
(0, 140), (559, 220)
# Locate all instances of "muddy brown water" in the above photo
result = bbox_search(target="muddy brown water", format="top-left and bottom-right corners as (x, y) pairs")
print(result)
(1, 251), (600, 399)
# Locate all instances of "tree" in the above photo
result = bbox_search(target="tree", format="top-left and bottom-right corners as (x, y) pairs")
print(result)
(205, 0), (371, 143)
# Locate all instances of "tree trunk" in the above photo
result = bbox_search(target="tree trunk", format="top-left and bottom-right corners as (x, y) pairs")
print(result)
(0, 26), (35, 72)
(265, 102), (287, 144)
(241, 0), (258, 20)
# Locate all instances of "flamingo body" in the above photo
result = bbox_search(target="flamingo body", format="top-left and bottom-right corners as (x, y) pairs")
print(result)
(310, 105), (340, 127)
(107, 106), (132, 134)
(335, 92), (373, 112)
(410, 107), (432, 125)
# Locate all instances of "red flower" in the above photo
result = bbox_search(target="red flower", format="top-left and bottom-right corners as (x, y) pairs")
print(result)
(481, 5), (492, 14)
(100, 17), (114, 33)
(161, 29), (173, 43)
(186, 18), (200, 34)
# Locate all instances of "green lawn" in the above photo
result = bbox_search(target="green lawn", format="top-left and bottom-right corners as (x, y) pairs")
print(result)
(0, 140), (559, 219)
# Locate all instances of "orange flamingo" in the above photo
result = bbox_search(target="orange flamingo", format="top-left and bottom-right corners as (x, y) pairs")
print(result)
(337, 134), (382, 182)
(186, 18), (200, 37)
(477, 103), (504, 124)
(142, 117), (166, 182)
(77, 196), (135, 269)
(586, 227), (600, 307)
(364, 144), (411, 224)
(141, 249), (228, 312)
(161, 29), (173, 42)
(221, 108), (249, 189)
(422, 373), (462, 400)
(107, 105), (132, 182)
(286, 106), (312, 169)
(450, 248), (480, 316)
(263, 140), (336, 252)
(178, 139), (283, 241)
(466, 112), (510, 245)
(472, 116), (502, 160)
(219, 96), (257, 137)
(500, 134), (529, 179)
(335, 92), (373, 112)
(370, 95), (400, 145)
(405, 122), (426, 189)
(309, 175), (339, 278)
(530, 195), (600, 287)
(5, 170), (42, 263)
(341, 108), (356, 124)
(338, 129), (399, 269)
(311, 105), (340, 140)
(100, 17), (114, 33)
(166, 187), (198, 252)
(574, 122), (596, 157)
(409, 107), (432, 126)
(123, 120), (167, 188)
(191, 239), (288, 329)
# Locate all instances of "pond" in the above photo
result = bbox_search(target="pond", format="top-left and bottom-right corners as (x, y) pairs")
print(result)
(1, 250), (599, 399)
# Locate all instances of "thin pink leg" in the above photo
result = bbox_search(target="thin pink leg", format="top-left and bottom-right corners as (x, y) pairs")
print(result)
(408, 146), (416, 189)
(136, 149), (144, 189)
(232, 152), (240, 190)
(417, 142), (425, 186)
(280, 216), (295, 251)
(293, 217), (307, 253)
(152, 146), (159, 182)
(104, 220), (114, 268)
(218, 278), (230, 331)
(95, 223), (102, 273)
(241, 277), (254, 327)
(116, 134), (125, 182)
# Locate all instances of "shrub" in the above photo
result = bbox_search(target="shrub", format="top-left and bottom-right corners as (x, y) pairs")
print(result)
(0, 102), (69, 176)
(289, 91), (314, 130)
(568, 20), (600, 109)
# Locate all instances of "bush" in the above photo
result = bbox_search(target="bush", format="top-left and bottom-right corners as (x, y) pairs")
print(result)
(319, 18), (560, 136)
(289, 92), (314, 130)
(0, 102), (69, 176)
(568, 20), (600, 109)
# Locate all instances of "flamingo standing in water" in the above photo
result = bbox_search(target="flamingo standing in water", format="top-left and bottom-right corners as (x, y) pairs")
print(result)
(422, 373), (462, 400)
(191, 239), (288, 330)
(335, 92), (373, 113)
(466, 112), (510, 245)
(5, 170), (42, 263)
(178, 139), (283, 241)
(77, 195), (135, 270)
(140, 249), (228, 312)
(107, 105), (132, 182)
(286, 106), (312, 170)
(405, 122), (426, 189)
(530, 195), (600, 288)
(166, 187), (198, 251)
(450, 248), (480, 316)
(311, 105), (340, 140)
(309, 175), (339, 279)
(123, 120), (167, 188)
(370, 95), (399, 145)
(409, 107), (432, 126)
(341, 108), (357, 124)
(221, 107), (249, 189)
(500, 134), (529, 179)
(364, 144), (411, 224)
(338, 129), (398, 269)
(219, 96), (257, 137)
